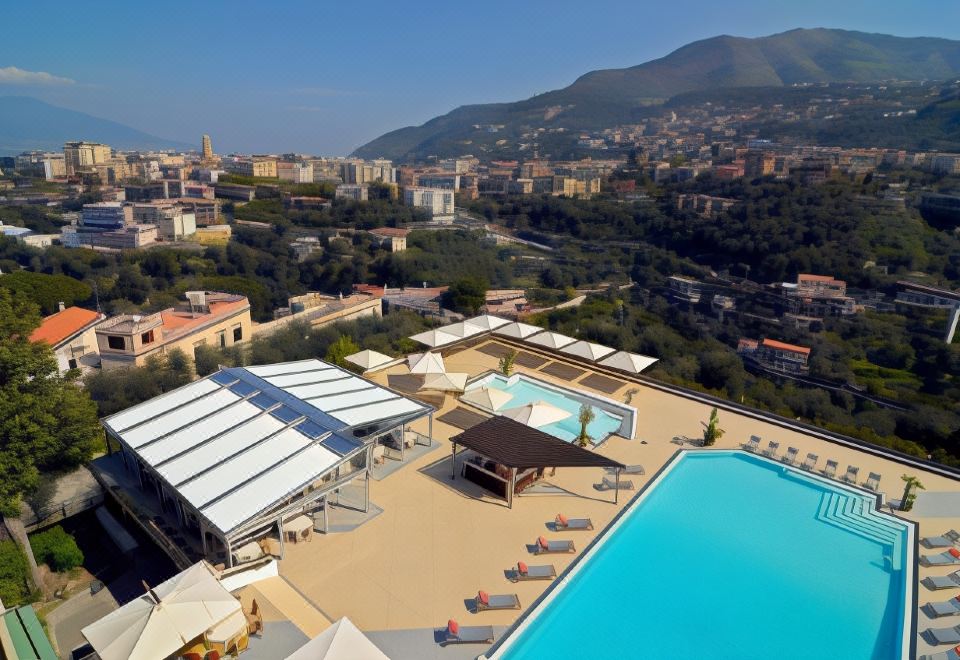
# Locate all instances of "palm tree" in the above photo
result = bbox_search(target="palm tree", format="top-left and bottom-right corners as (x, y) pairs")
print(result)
(577, 404), (595, 448)
(702, 407), (724, 447)
(498, 349), (517, 376)
(899, 475), (925, 512)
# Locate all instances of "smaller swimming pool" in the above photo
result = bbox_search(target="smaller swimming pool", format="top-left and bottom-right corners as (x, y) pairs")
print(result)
(466, 373), (636, 443)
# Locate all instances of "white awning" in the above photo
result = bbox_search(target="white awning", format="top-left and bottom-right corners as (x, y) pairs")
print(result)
(409, 328), (459, 347)
(560, 340), (616, 362)
(526, 331), (576, 350)
(597, 350), (659, 374)
(345, 349), (394, 370)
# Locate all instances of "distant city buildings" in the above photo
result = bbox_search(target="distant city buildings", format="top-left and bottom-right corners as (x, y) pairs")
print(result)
(368, 227), (409, 252)
(63, 141), (111, 175)
(403, 186), (454, 220)
(335, 183), (369, 201)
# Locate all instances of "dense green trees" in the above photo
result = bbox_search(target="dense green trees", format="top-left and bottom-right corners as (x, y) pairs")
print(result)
(30, 526), (83, 572)
(84, 350), (193, 417)
(444, 277), (488, 315)
(0, 541), (31, 606)
(0, 290), (102, 516)
(0, 270), (92, 314)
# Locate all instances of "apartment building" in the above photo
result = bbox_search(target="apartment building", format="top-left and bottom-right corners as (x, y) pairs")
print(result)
(95, 291), (251, 369)
(14, 152), (66, 180)
(63, 141), (111, 175)
(676, 193), (737, 218)
(132, 203), (197, 240)
(368, 227), (409, 252)
(30, 305), (106, 374)
(738, 337), (811, 374)
(403, 186), (454, 220)
(278, 162), (314, 183)
(225, 158), (277, 178)
(782, 274), (856, 316)
(82, 202), (133, 229)
(335, 184), (369, 201)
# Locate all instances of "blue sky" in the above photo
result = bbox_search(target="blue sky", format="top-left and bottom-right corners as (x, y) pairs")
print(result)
(2, 0), (958, 155)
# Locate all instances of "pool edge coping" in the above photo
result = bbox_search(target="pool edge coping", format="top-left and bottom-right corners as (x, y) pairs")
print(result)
(480, 449), (917, 660)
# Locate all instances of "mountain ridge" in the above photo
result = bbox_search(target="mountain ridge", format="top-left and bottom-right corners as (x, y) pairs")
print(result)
(353, 28), (960, 160)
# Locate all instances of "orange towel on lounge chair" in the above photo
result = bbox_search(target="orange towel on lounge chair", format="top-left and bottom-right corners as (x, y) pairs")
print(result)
(556, 514), (569, 526)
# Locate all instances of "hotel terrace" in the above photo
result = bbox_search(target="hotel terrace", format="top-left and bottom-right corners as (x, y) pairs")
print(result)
(88, 314), (960, 659)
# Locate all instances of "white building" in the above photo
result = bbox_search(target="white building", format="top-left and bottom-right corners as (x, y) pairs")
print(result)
(278, 162), (314, 184)
(29, 305), (106, 373)
(403, 186), (454, 220)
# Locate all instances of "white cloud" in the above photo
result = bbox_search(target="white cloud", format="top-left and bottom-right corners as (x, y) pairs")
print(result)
(0, 66), (75, 86)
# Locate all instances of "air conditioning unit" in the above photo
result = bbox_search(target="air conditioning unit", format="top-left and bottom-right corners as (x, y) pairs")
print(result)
(185, 291), (206, 312)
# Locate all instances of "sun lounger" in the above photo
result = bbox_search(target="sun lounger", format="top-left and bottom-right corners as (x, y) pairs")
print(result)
(922, 549), (960, 567)
(924, 571), (960, 591)
(555, 514), (593, 531)
(742, 436), (761, 452)
(605, 465), (644, 475)
(535, 536), (575, 554)
(925, 596), (960, 618)
(842, 465), (860, 484)
(864, 472), (882, 492)
(927, 624), (960, 645)
(923, 531), (960, 549)
(800, 453), (818, 471)
(596, 476), (634, 491)
(919, 648), (960, 660)
(475, 590), (521, 612)
(781, 447), (799, 465)
(510, 561), (557, 582)
(443, 619), (495, 645)
(822, 460), (838, 478)
(762, 441), (780, 458)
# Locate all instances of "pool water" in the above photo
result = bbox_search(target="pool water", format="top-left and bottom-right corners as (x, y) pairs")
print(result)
(491, 452), (910, 660)
(483, 374), (623, 443)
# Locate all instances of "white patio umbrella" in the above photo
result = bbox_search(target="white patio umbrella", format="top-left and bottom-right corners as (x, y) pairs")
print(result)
(409, 328), (459, 348)
(439, 321), (485, 338)
(500, 401), (571, 428)
(464, 315), (510, 332)
(597, 350), (659, 374)
(286, 616), (389, 660)
(494, 321), (544, 339)
(345, 349), (394, 371)
(407, 351), (446, 374)
(420, 372), (469, 392)
(527, 331), (576, 350)
(561, 340), (616, 362)
(460, 386), (513, 411)
(82, 562), (242, 660)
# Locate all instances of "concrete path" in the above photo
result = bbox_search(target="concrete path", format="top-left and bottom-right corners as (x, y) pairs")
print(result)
(45, 583), (118, 658)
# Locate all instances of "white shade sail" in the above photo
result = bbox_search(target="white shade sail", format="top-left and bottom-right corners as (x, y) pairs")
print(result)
(420, 372), (469, 392)
(286, 616), (389, 660)
(561, 340), (616, 361)
(345, 349), (394, 370)
(494, 322), (544, 339)
(407, 352), (446, 374)
(500, 401), (571, 428)
(597, 350), (659, 374)
(82, 562), (241, 660)
(526, 331), (576, 350)
(438, 321), (486, 338)
(409, 328), (459, 348)
(463, 315), (511, 332)
(460, 386), (513, 411)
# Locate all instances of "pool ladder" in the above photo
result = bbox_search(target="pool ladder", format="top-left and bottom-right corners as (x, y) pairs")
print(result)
(816, 491), (904, 568)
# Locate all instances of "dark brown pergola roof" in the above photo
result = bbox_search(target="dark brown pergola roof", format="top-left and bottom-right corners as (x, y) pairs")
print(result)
(451, 416), (625, 470)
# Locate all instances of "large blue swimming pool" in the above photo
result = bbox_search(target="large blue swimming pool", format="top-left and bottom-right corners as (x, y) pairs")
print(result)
(488, 452), (912, 660)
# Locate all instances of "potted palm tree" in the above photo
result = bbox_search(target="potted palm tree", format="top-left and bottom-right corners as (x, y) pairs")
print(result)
(702, 407), (724, 447)
(899, 475), (924, 512)
(577, 404), (595, 448)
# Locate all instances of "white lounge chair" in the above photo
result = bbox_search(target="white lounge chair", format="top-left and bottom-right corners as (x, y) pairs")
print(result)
(781, 447), (799, 465)
(742, 436), (761, 452)
(822, 460), (838, 478)
(842, 465), (860, 484)
(800, 453), (818, 471)
(762, 441), (780, 458)
(596, 476), (634, 491)
(864, 472), (882, 492)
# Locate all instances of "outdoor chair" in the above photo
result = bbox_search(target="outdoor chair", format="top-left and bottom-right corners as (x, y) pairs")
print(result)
(245, 598), (263, 637)
(922, 530), (960, 549)
(762, 441), (780, 458)
(924, 570), (960, 591)
(781, 447), (799, 465)
(919, 648), (960, 660)
(510, 561), (557, 582)
(927, 624), (960, 646)
(924, 597), (960, 618)
(842, 465), (860, 484)
(596, 476), (634, 491)
(204, 651), (221, 660)
(475, 590), (521, 612)
(442, 619), (495, 645)
(742, 436), (761, 452)
(864, 472), (882, 492)
(534, 536), (575, 554)
(800, 453), (818, 471)
(922, 549), (960, 567)
(555, 514), (593, 530)
(822, 460), (839, 478)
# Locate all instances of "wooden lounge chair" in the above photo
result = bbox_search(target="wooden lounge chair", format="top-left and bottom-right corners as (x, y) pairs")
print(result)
(800, 453), (818, 471)
(922, 549), (960, 567)
(924, 571), (960, 591)
(535, 536), (575, 554)
(922, 530), (960, 549)
(822, 460), (839, 479)
(475, 590), (521, 612)
(442, 619), (495, 645)
(864, 472), (882, 492)
(510, 561), (557, 582)
(742, 436), (761, 452)
(925, 596), (960, 618)
(245, 598), (263, 637)
(555, 514), (593, 531)
(842, 465), (860, 484)
(762, 441), (780, 458)
(595, 476), (634, 491)
(781, 447), (799, 465)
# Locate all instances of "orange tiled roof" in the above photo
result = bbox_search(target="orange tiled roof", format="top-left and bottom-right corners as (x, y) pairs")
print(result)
(760, 338), (811, 356)
(30, 307), (101, 346)
(369, 227), (410, 238)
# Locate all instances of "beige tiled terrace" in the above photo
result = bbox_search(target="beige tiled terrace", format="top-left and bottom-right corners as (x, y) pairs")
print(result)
(278, 339), (960, 656)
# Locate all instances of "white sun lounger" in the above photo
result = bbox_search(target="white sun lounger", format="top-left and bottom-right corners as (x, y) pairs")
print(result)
(923, 570), (960, 591)
(801, 453), (818, 471)
(864, 472), (882, 492)
(922, 550), (960, 567)
(762, 441), (780, 458)
(842, 465), (860, 484)
(822, 460), (838, 478)
(923, 531), (960, 549)
(781, 447), (799, 465)
(596, 476), (634, 491)
(742, 436), (761, 452)
(925, 596), (960, 618)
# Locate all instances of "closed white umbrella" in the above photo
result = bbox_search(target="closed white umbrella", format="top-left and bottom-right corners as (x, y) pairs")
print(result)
(420, 372), (468, 392)
(500, 401), (571, 427)
(409, 328), (459, 348)
(460, 386), (513, 411)
(407, 352), (446, 374)
(345, 349), (394, 370)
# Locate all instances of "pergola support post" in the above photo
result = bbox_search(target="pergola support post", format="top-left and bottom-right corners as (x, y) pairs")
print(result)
(614, 467), (620, 505)
(429, 412), (434, 442)
(509, 467), (517, 509)
(451, 441), (457, 480)
(278, 516), (285, 559)
(225, 537), (233, 568)
(364, 470), (370, 513)
(322, 495), (329, 534)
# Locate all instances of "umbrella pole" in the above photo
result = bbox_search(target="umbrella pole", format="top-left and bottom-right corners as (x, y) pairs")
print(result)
(451, 441), (457, 480)
(615, 467), (620, 505)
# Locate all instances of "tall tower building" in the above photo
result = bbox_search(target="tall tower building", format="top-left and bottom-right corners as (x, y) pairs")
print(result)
(201, 134), (214, 161)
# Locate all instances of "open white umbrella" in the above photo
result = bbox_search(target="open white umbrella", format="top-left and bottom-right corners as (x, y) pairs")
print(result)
(420, 372), (468, 392)
(561, 340), (616, 362)
(500, 401), (571, 428)
(464, 315), (510, 332)
(598, 350), (659, 374)
(407, 352), (446, 374)
(345, 349), (394, 371)
(286, 616), (389, 660)
(439, 321), (485, 338)
(82, 562), (241, 660)
(409, 328), (459, 348)
(460, 386), (513, 411)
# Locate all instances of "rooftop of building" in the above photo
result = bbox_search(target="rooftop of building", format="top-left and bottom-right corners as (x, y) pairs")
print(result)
(759, 338), (811, 355)
(29, 306), (103, 347)
(96, 292), (248, 338)
(368, 227), (410, 238)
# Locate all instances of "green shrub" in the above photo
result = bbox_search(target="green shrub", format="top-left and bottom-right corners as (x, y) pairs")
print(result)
(30, 526), (84, 572)
(0, 540), (32, 605)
